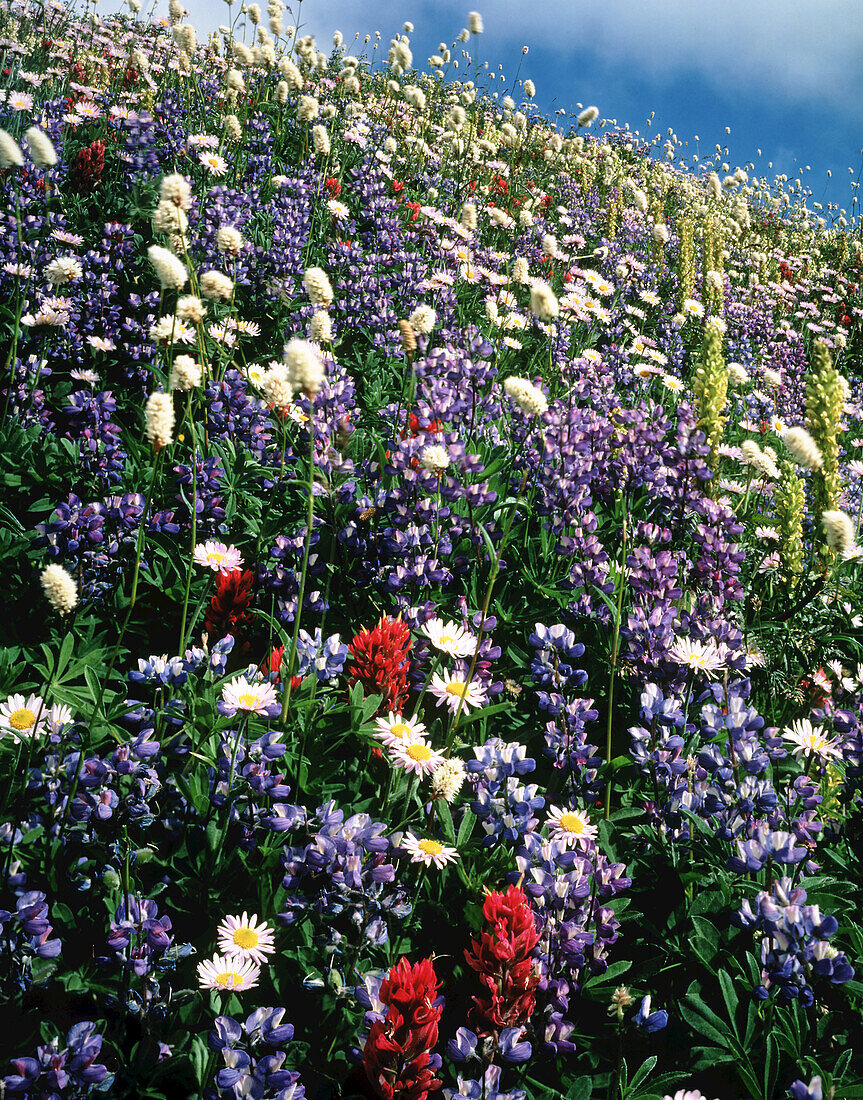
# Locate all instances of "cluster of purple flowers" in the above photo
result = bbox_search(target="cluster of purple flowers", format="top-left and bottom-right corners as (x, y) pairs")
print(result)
(279, 802), (411, 962)
(1, 1022), (111, 1097)
(736, 877), (854, 1004)
(207, 1008), (304, 1100)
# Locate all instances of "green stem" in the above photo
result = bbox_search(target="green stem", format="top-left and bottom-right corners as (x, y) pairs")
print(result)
(604, 504), (628, 821)
(281, 401), (317, 724)
(178, 394), (199, 652)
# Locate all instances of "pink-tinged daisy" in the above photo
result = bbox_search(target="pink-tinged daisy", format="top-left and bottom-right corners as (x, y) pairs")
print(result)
(71, 368), (99, 384)
(545, 806), (598, 848)
(0, 693), (48, 741)
(388, 740), (445, 776)
(197, 952), (260, 992)
(193, 541), (244, 573)
(200, 151), (228, 176)
(219, 676), (279, 718)
(428, 670), (487, 713)
(783, 719), (841, 761)
(667, 637), (725, 674)
(373, 712), (427, 748)
(87, 335), (116, 351)
(421, 618), (478, 659)
(216, 912), (276, 964)
(400, 833), (459, 868)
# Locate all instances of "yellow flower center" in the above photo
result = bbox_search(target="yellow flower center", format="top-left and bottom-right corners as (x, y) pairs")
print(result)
(558, 813), (585, 835)
(407, 744), (432, 761)
(390, 722), (411, 740)
(232, 927), (260, 949)
(439, 634), (454, 648)
(208, 551), (228, 564)
(215, 971), (242, 989)
(418, 839), (444, 856)
(237, 691), (260, 709)
(445, 681), (467, 698)
(9, 708), (36, 732)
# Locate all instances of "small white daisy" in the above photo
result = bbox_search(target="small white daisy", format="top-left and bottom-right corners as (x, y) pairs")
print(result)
(193, 541), (243, 573)
(387, 740), (445, 776)
(428, 671), (487, 713)
(668, 637), (725, 673)
(216, 912), (276, 964)
(545, 806), (598, 848)
(220, 676), (279, 717)
(200, 151), (228, 176)
(0, 693), (48, 741)
(783, 719), (841, 761)
(421, 618), (478, 659)
(373, 712), (427, 748)
(400, 832), (459, 868)
(197, 952), (261, 991)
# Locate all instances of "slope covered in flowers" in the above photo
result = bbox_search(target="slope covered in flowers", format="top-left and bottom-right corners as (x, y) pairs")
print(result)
(1, 2), (863, 1098)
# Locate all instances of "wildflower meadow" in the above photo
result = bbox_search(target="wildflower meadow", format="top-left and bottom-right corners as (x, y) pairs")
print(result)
(2, 2), (863, 1097)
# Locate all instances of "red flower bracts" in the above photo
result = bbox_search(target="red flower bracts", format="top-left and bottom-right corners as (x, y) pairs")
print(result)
(464, 885), (540, 1034)
(204, 568), (255, 642)
(68, 139), (105, 194)
(348, 615), (412, 712)
(362, 956), (443, 1100)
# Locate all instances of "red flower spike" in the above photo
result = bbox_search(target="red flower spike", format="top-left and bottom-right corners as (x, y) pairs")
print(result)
(204, 568), (255, 643)
(361, 956), (443, 1100)
(464, 884), (540, 1034)
(348, 615), (412, 713)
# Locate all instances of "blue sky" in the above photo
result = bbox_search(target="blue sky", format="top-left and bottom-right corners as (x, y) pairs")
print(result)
(175, 0), (863, 219)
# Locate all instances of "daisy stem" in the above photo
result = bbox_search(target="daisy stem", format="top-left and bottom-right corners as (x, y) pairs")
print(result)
(178, 393), (198, 653)
(281, 403), (316, 725)
(604, 504), (628, 821)
(446, 468), (529, 752)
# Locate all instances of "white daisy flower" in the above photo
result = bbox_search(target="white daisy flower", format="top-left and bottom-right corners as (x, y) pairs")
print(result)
(783, 719), (841, 761)
(216, 912), (276, 964)
(400, 832), (459, 868)
(421, 618), (478, 659)
(0, 693), (48, 741)
(373, 712), (427, 748)
(545, 806), (598, 848)
(197, 952), (261, 991)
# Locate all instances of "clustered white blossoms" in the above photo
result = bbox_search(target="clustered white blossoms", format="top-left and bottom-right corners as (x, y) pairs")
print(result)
(144, 391), (175, 450)
(40, 564), (78, 615)
(503, 375), (548, 417)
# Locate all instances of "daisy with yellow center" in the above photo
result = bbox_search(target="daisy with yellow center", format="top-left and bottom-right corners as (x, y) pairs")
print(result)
(783, 719), (842, 761)
(373, 712), (427, 748)
(193, 540), (244, 574)
(421, 618), (478, 659)
(545, 806), (598, 848)
(428, 669), (488, 714)
(0, 693), (47, 741)
(400, 832), (459, 868)
(661, 374), (684, 393)
(216, 912), (276, 964)
(199, 151), (228, 176)
(197, 952), (261, 992)
(219, 675), (279, 718)
(388, 739), (445, 776)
